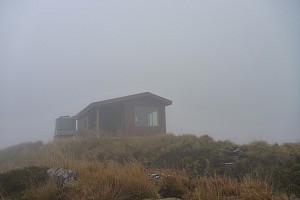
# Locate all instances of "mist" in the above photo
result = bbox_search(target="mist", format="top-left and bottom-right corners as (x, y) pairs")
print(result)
(0, 0), (299, 149)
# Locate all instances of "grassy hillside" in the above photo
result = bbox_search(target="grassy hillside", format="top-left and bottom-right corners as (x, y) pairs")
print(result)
(0, 134), (299, 199)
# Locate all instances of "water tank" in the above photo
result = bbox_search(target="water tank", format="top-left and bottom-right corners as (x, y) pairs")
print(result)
(55, 116), (76, 136)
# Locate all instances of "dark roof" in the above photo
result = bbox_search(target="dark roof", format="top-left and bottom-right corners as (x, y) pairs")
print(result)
(76, 92), (172, 118)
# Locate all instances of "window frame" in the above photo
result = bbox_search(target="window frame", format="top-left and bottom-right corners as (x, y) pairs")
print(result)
(134, 106), (159, 127)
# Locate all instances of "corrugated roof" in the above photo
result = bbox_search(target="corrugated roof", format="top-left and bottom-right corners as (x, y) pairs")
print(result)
(76, 92), (172, 118)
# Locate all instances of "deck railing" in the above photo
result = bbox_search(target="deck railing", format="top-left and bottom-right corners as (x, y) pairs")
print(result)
(55, 130), (77, 136)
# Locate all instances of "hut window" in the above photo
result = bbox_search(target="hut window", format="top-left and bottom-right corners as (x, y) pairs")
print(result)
(135, 107), (158, 126)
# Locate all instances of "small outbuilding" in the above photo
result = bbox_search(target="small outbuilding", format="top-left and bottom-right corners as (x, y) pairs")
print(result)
(55, 92), (172, 136)
(54, 116), (76, 136)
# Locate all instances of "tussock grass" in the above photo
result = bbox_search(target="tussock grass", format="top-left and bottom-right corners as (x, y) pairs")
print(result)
(0, 133), (299, 199)
(188, 175), (290, 200)
(26, 161), (159, 200)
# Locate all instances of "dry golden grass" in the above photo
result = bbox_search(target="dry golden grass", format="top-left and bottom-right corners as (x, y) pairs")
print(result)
(25, 155), (290, 200)
(25, 161), (160, 200)
(188, 175), (290, 200)
(71, 161), (159, 200)
(22, 145), (159, 200)
(0, 134), (298, 199)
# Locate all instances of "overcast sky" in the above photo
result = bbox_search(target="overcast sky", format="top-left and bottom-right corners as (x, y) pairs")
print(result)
(0, 0), (299, 149)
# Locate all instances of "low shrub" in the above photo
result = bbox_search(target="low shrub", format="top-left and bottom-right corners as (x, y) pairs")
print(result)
(0, 166), (47, 199)
(158, 174), (191, 198)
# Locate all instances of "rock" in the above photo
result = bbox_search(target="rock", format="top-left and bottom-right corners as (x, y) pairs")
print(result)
(232, 148), (241, 153)
(225, 162), (234, 166)
(148, 173), (170, 180)
(144, 198), (180, 200)
(47, 168), (76, 187)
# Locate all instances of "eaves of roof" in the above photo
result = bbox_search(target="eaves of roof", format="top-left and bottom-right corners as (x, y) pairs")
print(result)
(75, 92), (172, 118)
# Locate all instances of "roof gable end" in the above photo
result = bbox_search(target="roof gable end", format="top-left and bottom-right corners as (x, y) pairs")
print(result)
(76, 92), (172, 117)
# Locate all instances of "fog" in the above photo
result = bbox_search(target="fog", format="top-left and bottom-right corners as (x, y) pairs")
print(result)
(0, 0), (299, 149)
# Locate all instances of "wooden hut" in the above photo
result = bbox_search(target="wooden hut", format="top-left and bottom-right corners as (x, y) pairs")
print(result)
(75, 92), (172, 136)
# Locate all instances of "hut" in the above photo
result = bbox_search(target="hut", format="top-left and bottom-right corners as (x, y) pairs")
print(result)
(55, 92), (172, 136)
